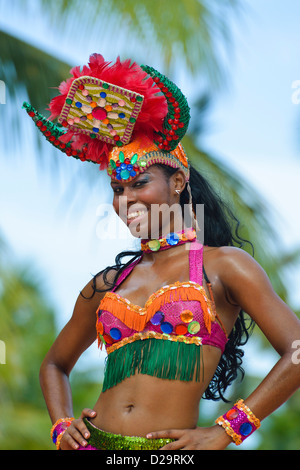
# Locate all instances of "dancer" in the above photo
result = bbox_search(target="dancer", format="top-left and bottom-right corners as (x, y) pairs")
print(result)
(24, 54), (300, 450)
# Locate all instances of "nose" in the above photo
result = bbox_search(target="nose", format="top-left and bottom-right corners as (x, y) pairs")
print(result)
(122, 185), (136, 198)
(121, 186), (139, 206)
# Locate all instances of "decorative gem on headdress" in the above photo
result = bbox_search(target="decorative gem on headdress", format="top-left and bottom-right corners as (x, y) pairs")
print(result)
(107, 138), (190, 182)
(108, 150), (141, 180)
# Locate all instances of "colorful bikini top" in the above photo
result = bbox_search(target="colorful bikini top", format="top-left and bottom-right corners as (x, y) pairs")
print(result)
(96, 240), (228, 391)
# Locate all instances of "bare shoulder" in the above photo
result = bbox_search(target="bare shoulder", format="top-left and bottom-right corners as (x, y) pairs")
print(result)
(207, 246), (276, 313)
(79, 267), (118, 307)
(205, 245), (273, 305)
(206, 245), (263, 276)
(67, 267), (118, 341)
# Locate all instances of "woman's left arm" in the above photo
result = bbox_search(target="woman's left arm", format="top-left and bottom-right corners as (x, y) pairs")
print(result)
(220, 247), (300, 422)
(148, 248), (300, 449)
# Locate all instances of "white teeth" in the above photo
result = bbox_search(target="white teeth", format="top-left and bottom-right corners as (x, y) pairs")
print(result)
(127, 210), (146, 220)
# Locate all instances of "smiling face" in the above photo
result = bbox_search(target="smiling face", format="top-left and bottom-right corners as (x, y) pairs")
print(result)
(111, 165), (187, 239)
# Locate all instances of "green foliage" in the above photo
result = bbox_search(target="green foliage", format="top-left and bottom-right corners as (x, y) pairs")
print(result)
(1, 0), (299, 450)
(35, 0), (243, 81)
(0, 235), (55, 449)
(0, 28), (70, 110)
(257, 394), (300, 450)
(0, 233), (102, 450)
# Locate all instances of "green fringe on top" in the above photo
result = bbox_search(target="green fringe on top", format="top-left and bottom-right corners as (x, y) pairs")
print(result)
(102, 337), (203, 392)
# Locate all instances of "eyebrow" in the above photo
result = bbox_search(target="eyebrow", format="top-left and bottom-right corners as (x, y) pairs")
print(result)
(110, 171), (150, 186)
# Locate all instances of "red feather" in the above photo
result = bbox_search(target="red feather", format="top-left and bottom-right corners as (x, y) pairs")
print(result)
(48, 54), (167, 166)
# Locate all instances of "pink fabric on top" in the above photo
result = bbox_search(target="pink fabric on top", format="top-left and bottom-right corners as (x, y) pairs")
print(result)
(189, 239), (203, 284)
(111, 237), (201, 291)
(99, 239), (228, 353)
(111, 256), (142, 292)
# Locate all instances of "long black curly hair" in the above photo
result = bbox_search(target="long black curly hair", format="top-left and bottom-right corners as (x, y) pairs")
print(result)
(81, 162), (255, 402)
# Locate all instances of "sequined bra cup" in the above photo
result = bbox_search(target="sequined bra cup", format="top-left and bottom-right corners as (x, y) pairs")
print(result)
(96, 240), (228, 391)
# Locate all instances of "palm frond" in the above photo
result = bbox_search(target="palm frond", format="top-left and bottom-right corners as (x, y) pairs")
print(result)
(0, 29), (71, 111)
(13, 0), (244, 82)
(0, 28), (71, 158)
(2, 0), (295, 306)
(0, 31), (70, 111)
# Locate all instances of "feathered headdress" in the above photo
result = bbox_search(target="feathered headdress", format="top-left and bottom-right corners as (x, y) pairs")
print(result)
(23, 53), (191, 182)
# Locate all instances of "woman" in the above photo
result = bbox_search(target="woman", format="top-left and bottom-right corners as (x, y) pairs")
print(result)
(25, 54), (300, 450)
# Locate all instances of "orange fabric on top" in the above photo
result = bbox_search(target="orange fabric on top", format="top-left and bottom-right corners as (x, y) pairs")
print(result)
(97, 281), (214, 334)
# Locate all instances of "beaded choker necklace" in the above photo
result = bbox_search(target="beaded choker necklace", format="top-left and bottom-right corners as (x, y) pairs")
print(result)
(141, 228), (196, 253)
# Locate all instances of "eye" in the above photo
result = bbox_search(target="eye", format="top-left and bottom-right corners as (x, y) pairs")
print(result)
(112, 179), (148, 194)
(133, 180), (147, 187)
(112, 187), (123, 194)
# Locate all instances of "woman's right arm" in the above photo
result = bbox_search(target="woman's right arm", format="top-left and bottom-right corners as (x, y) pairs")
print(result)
(39, 271), (110, 448)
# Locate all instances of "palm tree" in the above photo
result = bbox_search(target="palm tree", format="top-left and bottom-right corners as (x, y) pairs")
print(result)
(1, 0), (299, 449)
(0, 231), (101, 449)
(0, 231), (56, 449)
(2, 0), (297, 272)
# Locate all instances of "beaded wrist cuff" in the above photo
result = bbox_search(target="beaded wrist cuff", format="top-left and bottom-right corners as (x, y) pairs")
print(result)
(50, 417), (74, 450)
(215, 399), (260, 446)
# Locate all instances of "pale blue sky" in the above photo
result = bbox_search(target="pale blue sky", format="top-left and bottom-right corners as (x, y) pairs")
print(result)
(1, 2), (300, 446)
(0, 0), (300, 390)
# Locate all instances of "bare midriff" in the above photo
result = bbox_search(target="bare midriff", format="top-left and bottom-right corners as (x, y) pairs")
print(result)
(89, 344), (222, 437)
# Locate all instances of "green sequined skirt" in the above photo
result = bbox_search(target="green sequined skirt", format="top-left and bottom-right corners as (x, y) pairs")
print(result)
(82, 418), (173, 450)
